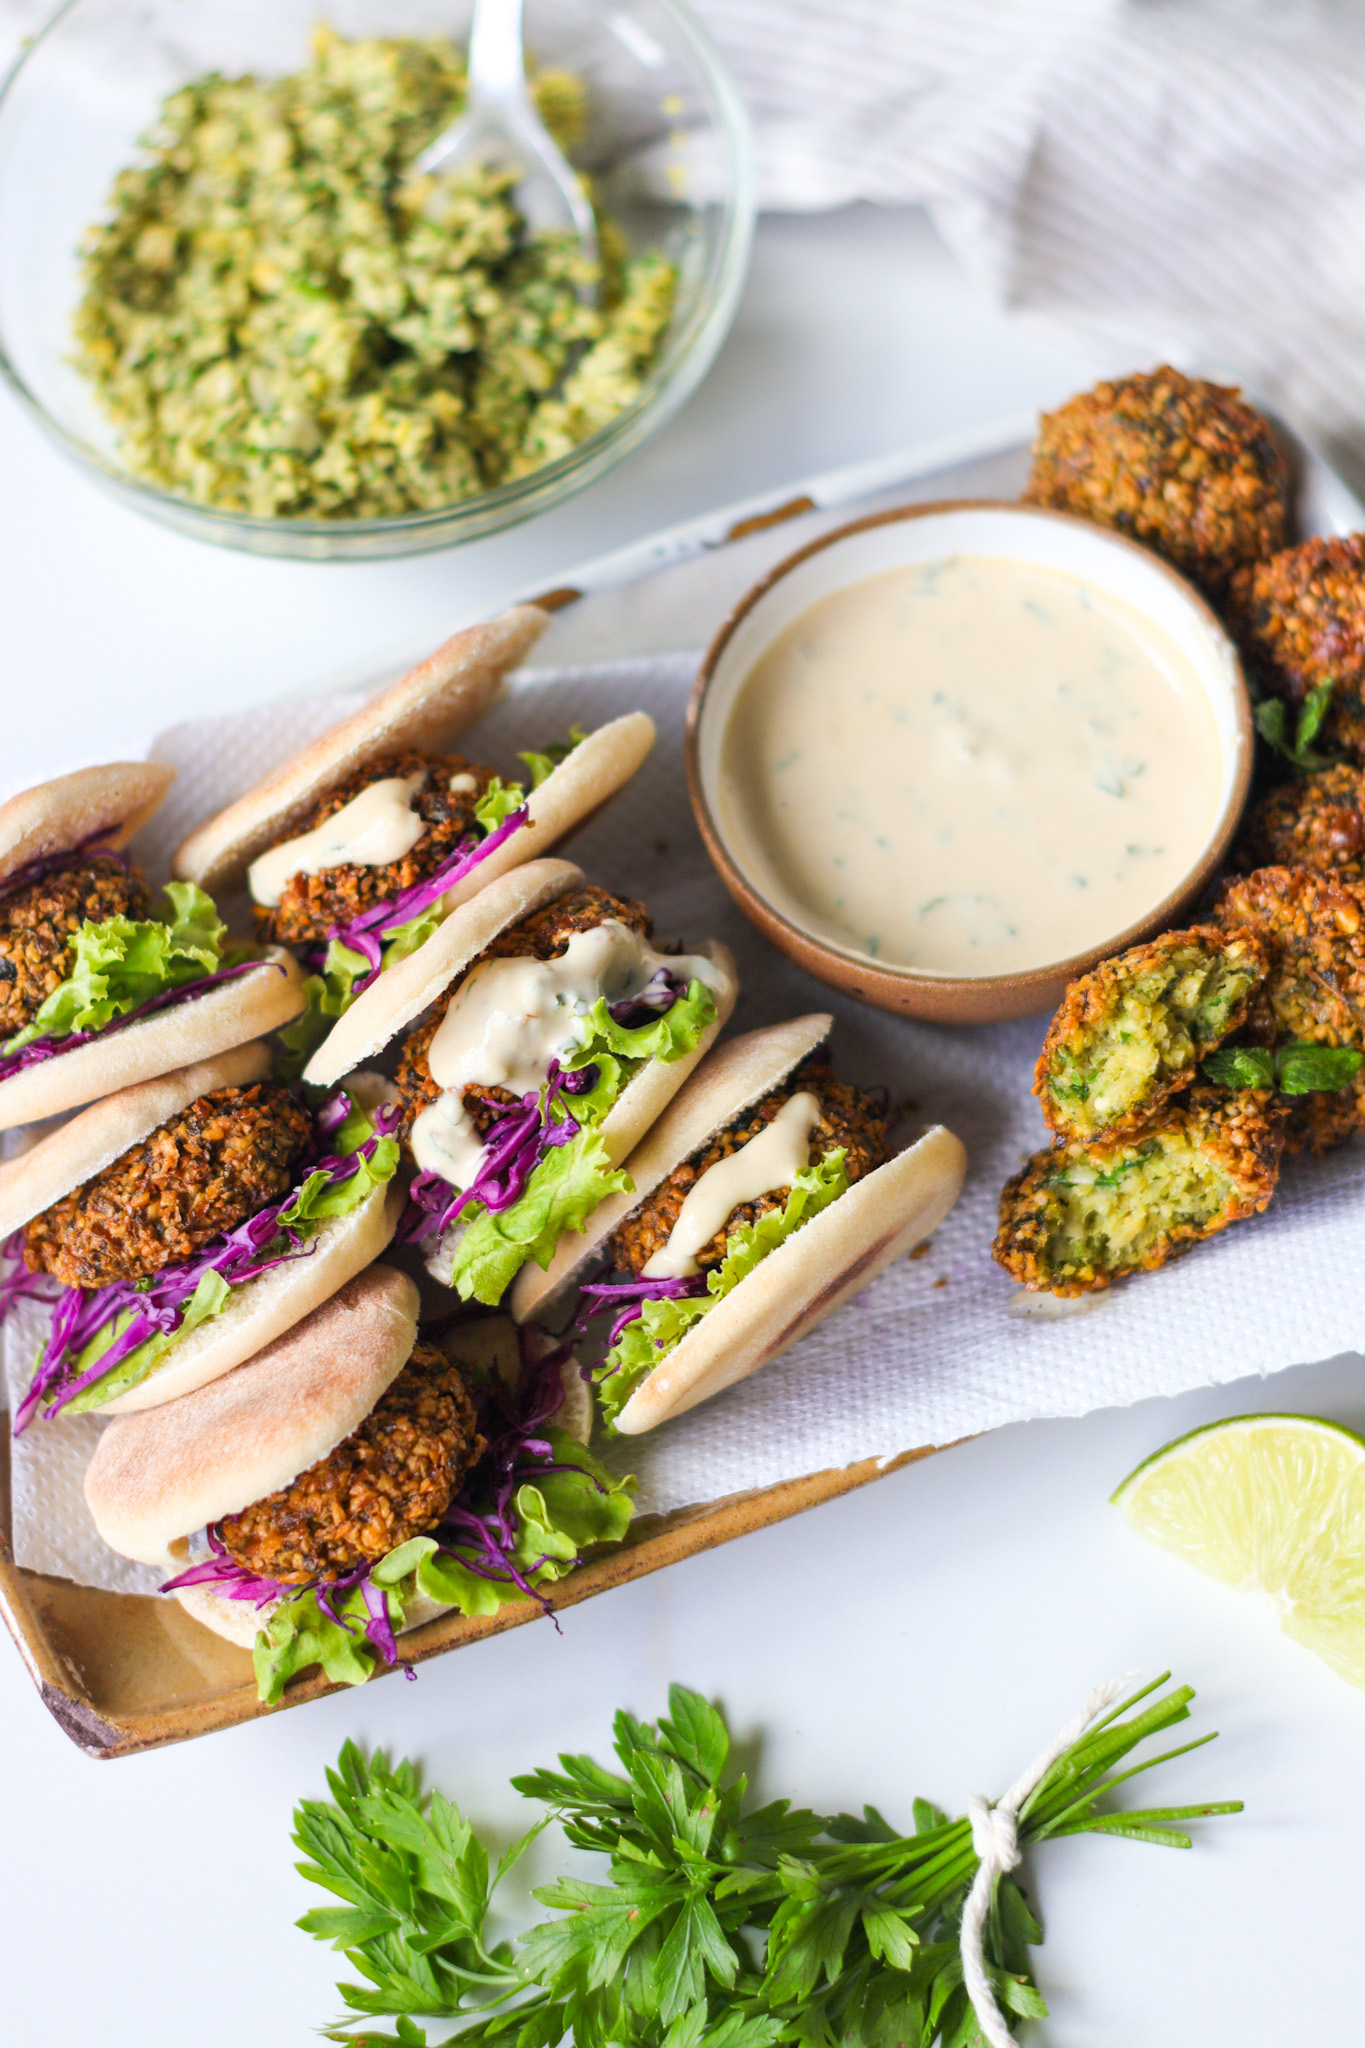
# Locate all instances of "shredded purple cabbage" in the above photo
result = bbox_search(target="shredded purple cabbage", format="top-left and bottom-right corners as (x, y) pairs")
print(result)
(579, 1272), (708, 1348)
(0, 957), (275, 1082)
(315, 804), (529, 992)
(0, 833), (128, 905)
(607, 965), (692, 1029)
(6, 1088), (396, 1434)
(399, 1061), (584, 1245)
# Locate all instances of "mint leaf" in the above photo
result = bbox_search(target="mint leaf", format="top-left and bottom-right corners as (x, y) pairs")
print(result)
(1201, 1046), (1275, 1090)
(1255, 680), (1338, 772)
(5, 879), (225, 1053)
(1275, 1041), (1365, 1095)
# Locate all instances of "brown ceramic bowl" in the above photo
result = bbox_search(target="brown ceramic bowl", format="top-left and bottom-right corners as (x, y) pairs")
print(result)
(686, 500), (1255, 1025)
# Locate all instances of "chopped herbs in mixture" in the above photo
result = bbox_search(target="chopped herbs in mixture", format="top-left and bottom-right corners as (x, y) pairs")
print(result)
(73, 28), (678, 519)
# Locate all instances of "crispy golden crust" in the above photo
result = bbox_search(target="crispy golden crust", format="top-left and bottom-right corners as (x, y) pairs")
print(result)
(23, 1082), (312, 1289)
(995, 1084), (1283, 1296)
(1235, 764), (1365, 879)
(1212, 865), (1365, 1046)
(1033, 925), (1268, 1142)
(606, 1059), (888, 1277)
(217, 1342), (485, 1582)
(1227, 537), (1365, 761)
(0, 856), (151, 1040)
(1023, 367), (1289, 598)
(394, 884), (652, 1142)
(254, 748), (499, 946)
(1281, 1072), (1365, 1155)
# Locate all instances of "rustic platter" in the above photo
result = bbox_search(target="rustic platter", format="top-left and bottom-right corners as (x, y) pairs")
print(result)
(3, 409), (1359, 1756)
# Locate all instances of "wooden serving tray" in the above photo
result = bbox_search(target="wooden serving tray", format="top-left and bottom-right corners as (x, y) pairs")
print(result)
(0, 1418), (932, 1757)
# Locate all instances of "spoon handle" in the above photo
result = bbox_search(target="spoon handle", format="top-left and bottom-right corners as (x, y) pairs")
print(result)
(467, 0), (529, 106)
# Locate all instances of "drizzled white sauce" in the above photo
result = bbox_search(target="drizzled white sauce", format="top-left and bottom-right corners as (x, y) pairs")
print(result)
(448, 772), (478, 794)
(714, 557), (1224, 977)
(410, 919), (723, 1187)
(248, 770), (429, 906)
(642, 1090), (820, 1280)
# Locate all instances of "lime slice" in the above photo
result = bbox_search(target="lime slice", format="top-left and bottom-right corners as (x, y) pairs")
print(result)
(1113, 1415), (1365, 1688)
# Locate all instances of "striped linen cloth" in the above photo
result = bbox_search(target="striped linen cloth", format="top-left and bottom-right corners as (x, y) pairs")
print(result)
(693, 0), (1365, 468)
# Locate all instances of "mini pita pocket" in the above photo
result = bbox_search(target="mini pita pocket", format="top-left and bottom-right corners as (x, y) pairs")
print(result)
(172, 607), (551, 893)
(0, 761), (176, 886)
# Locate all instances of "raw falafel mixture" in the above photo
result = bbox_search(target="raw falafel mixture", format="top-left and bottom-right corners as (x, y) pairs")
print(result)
(1227, 536), (1365, 761)
(0, 856), (150, 1041)
(217, 1343), (485, 1581)
(394, 884), (653, 1144)
(995, 1084), (1284, 1296)
(23, 1082), (313, 1289)
(1024, 366), (1289, 598)
(1236, 764), (1365, 880)
(606, 1059), (888, 1276)
(255, 748), (500, 948)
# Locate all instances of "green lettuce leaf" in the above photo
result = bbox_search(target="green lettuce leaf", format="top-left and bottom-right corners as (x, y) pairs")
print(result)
(474, 775), (529, 829)
(593, 1150), (851, 1429)
(517, 724), (589, 790)
(452, 1127), (633, 1307)
(274, 936), (370, 1077)
(251, 1428), (634, 1702)
(61, 1268), (230, 1415)
(5, 880), (226, 1054)
(565, 975), (717, 1073)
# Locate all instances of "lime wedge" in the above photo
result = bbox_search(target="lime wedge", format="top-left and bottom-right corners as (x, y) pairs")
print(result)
(1113, 1415), (1365, 1688)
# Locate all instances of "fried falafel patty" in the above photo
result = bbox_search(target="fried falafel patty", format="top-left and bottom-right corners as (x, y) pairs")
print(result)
(394, 884), (653, 1144)
(1034, 927), (1268, 1143)
(1023, 367), (1289, 599)
(23, 1081), (313, 1289)
(606, 1059), (888, 1277)
(1226, 537), (1365, 761)
(995, 1085), (1283, 1296)
(1236, 763), (1365, 880)
(255, 748), (501, 948)
(217, 1343), (485, 1582)
(0, 855), (151, 1041)
(1212, 866), (1365, 1047)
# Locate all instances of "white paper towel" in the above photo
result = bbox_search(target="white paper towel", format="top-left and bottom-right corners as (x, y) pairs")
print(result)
(7, 652), (1365, 1592)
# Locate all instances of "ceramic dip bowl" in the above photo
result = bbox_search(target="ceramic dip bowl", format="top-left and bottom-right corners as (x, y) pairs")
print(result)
(686, 500), (1254, 1025)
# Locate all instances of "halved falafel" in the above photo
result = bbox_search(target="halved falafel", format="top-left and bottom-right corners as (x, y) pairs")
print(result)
(1211, 865), (1365, 1047)
(1235, 763), (1365, 880)
(217, 1342), (485, 1583)
(0, 854), (151, 1042)
(1023, 367), (1289, 599)
(605, 1056), (888, 1277)
(1226, 536), (1365, 762)
(1034, 927), (1268, 1143)
(995, 1084), (1283, 1296)
(254, 748), (502, 949)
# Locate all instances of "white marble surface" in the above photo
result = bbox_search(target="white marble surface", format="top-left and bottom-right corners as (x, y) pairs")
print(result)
(2, 89), (1364, 2048)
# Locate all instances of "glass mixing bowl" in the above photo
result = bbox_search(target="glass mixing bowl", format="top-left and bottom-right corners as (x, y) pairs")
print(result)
(0, 0), (753, 558)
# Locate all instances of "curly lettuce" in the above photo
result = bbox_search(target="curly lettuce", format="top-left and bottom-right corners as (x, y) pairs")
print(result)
(252, 1428), (635, 1702)
(61, 1270), (231, 1417)
(5, 880), (227, 1054)
(593, 1150), (851, 1429)
(517, 724), (588, 790)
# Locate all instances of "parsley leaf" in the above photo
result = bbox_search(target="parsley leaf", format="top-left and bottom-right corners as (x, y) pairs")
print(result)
(1255, 679), (1338, 772)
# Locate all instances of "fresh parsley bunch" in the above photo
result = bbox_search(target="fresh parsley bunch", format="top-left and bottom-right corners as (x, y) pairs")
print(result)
(294, 1677), (1239, 2047)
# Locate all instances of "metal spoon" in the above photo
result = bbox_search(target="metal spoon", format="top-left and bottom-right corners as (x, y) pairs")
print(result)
(413, 0), (598, 275)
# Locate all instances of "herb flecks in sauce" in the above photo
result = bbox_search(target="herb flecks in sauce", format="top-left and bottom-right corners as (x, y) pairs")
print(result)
(716, 556), (1223, 978)
(73, 29), (677, 520)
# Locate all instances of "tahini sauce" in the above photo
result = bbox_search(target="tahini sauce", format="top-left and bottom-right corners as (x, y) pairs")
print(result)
(715, 556), (1224, 977)
(248, 770), (428, 906)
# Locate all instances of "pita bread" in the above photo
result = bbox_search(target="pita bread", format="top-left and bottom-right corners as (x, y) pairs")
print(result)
(84, 1266), (421, 1566)
(172, 608), (550, 893)
(0, 763), (175, 888)
(302, 857), (582, 1087)
(0, 948), (306, 1132)
(0, 1041), (272, 1238)
(513, 1014), (832, 1325)
(613, 1125), (969, 1433)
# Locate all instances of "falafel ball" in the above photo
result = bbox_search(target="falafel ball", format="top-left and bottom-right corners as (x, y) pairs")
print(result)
(216, 1343), (485, 1582)
(1211, 865), (1365, 1049)
(605, 1057), (888, 1277)
(1235, 763), (1365, 880)
(1023, 367), (1289, 599)
(0, 854), (151, 1043)
(1226, 536), (1365, 762)
(994, 1084), (1284, 1296)
(1034, 927), (1268, 1144)
(23, 1081), (313, 1289)
(1279, 1072), (1365, 1156)
(254, 748), (502, 949)
(394, 884), (653, 1144)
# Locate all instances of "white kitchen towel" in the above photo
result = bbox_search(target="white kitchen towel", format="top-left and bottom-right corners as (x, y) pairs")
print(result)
(7, 652), (1365, 1593)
